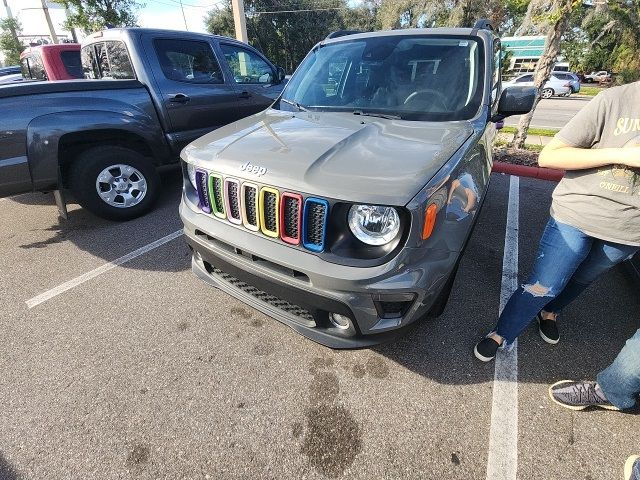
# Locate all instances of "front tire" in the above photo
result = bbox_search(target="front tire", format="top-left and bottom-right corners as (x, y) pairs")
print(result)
(541, 88), (554, 99)
(68, 146), (161, 221)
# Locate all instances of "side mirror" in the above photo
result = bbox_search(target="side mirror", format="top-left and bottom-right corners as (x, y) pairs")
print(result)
(276, 66), (286, 84)
(492, 86), (536, 122)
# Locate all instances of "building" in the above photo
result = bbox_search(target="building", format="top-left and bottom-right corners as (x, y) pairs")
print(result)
(502, 35), (568, 76)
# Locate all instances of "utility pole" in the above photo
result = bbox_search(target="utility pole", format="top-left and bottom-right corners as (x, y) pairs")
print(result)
(64, 7), (78, 42)
(178, 0), (188, 31)
(231, 0), (248, 42)
(2, 0), (20, 48)
(41, 0), (59, 44)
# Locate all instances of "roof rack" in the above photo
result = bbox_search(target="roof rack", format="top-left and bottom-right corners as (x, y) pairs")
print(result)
(471, 19), (494, 35)
(325, 30), (363, 40)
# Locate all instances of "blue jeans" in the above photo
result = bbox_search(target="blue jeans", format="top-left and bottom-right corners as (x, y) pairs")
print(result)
(495, 217), (638, 345)
(597, 328), (640, 410)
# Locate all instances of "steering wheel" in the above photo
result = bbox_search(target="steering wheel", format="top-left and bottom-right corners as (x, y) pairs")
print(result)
(403, 89), (449, 111)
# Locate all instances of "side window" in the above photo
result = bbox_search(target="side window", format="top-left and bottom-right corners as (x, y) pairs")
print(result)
(20, 58), (31, 79)
(81, 45), (99, 79)
(95, 42), (110, 78)
(105, 41), (135, 79)
(493, 40), (501, 87)
(492, 40), (501, 105)
(154, 39), (223, 84)
(220, 43), (274, 84)
(516, 74), (533, 83)
(29, 54), (48, 80)
(60, 50), (83, 78)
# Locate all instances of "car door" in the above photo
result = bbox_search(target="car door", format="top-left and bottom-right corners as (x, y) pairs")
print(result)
(145, 36), (242, 150)
(217, 42), (282, 119)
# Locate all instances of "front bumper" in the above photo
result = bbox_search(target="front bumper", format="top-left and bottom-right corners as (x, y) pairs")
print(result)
(180, 198), (458, 348)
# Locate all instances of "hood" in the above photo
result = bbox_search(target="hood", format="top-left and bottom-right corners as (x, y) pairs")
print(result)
(183, 109), (474, 206)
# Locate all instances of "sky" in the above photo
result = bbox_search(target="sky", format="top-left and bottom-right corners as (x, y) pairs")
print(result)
(0, 0), (224, 42)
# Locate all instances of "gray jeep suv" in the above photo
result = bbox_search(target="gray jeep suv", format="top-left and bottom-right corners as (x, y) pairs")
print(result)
(179, 22), (535, 348)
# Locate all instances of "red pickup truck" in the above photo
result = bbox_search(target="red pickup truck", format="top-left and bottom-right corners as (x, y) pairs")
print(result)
(20, 44), (83, 81)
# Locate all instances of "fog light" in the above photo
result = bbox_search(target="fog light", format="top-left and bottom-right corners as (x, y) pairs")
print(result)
(329, 313), (351, 330)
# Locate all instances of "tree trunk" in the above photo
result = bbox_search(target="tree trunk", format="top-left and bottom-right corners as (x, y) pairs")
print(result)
(512, 0), (574, 149)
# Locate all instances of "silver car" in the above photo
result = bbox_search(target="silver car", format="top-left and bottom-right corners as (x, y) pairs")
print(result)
(504, 73), (572, 98)
(552, 71), (580, 94)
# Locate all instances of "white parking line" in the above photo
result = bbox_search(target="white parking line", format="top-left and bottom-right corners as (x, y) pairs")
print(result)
(486, 175), (520, 480)
(26, 229), (184, 309)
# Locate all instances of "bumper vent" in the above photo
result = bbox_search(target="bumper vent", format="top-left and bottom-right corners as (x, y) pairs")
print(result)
(303, 198), (329, 252)
(241, 182), (259, 231)
(209, 174), (225, 218)
(195, 169), (211, 214)
(209, 264), (315, 323)
(260, 187), (279, 238)
(224, 178), (241, 224)
(280, 192), (302, 245)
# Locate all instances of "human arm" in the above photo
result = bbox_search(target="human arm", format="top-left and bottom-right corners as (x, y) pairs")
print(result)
(538, 137), (640, 170)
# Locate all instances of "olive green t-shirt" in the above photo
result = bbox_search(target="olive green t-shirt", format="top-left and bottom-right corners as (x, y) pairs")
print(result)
(551, 82), (640, 246)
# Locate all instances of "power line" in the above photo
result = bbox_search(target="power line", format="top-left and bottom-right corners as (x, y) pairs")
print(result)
(252, 7), (347, 14)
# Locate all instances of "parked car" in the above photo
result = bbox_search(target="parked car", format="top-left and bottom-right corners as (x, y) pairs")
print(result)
(0, 65), (24, 84)
(552, 71), (580, 94)
(179, 22), (536, 347)
(20, 44), (83, 81)
(0, 28), (286, 220)
(583, 70), (612, 83)
(503, 73), (572, 98)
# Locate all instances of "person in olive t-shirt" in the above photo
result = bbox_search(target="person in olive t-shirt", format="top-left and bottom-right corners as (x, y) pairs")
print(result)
(473, 82), (640, 364)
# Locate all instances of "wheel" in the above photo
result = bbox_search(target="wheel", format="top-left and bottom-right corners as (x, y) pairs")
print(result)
(68, 146), (161, 221)
(541, 88), (554, 99)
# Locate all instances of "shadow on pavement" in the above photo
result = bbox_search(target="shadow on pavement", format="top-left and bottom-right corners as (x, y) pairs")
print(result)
(0, 452), (19, 480)
(13, 168), (190, 273)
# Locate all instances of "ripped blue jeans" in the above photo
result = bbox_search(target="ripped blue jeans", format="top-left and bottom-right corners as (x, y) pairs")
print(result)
(495, 217), (638, 346)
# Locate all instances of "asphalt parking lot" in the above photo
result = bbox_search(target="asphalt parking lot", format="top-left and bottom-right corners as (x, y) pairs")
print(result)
(1, 170), (638, 480)
(505, 95), (591, 129)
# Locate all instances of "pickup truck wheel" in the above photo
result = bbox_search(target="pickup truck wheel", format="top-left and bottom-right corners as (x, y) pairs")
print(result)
(69, 146), (160, 221)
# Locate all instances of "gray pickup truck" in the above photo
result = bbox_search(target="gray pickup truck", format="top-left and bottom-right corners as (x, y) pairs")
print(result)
(0, 28), (285, 220)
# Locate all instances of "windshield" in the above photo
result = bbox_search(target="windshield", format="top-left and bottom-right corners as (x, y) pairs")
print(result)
(277, 35), (484, 121)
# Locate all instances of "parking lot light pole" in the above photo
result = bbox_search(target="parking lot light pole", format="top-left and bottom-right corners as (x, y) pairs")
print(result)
(232, 0), (248, 43)
(41, 0), (59, 44)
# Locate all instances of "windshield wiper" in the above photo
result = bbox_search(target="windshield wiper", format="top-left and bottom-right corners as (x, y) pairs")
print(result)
(281, 98), (309, 112)
(353, 110), (402, 120)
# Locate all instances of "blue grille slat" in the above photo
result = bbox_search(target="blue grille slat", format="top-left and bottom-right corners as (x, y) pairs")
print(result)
(302, 197), (329, 252)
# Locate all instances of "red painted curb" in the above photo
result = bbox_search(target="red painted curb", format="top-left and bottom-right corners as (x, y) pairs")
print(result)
(493, 161), (564, 182)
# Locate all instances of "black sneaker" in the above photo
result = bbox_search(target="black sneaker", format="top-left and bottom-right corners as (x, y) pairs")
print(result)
(624, 455), (640, 480)
(548, 380), (620, 411)
(537, 312), (559, 345)
(474, 336), (502, 362)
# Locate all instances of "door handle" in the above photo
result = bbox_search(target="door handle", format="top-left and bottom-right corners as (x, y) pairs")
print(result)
(238, 91), (252, 99)
(168, 93), (190, 103)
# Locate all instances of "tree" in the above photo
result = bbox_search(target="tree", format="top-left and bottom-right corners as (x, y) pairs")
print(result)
(205, 0), (374, 73)
(572, 0), (640, 83)
(52, 0), (143, 34)
(0, 18), (25, 66)
(512, 0), (578, 149)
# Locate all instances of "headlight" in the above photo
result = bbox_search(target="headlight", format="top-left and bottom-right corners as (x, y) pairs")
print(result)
(186, 163), (198, 190)
(348, 205), (400, 246)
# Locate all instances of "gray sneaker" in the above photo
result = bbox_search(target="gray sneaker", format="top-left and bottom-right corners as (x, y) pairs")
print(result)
(548, 380), (620, 411)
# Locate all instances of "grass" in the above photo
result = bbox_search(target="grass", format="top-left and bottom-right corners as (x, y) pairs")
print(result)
(501, 126), (559, 137)
(579, 86), (601, 97)
(494, 139), (545, 153)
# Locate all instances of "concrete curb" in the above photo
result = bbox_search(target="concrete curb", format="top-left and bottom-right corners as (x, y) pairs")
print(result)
(492, 162), (564, 182)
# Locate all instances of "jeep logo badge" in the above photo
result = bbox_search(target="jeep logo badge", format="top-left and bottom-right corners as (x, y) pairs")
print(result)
(240, 162), (267, 177)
